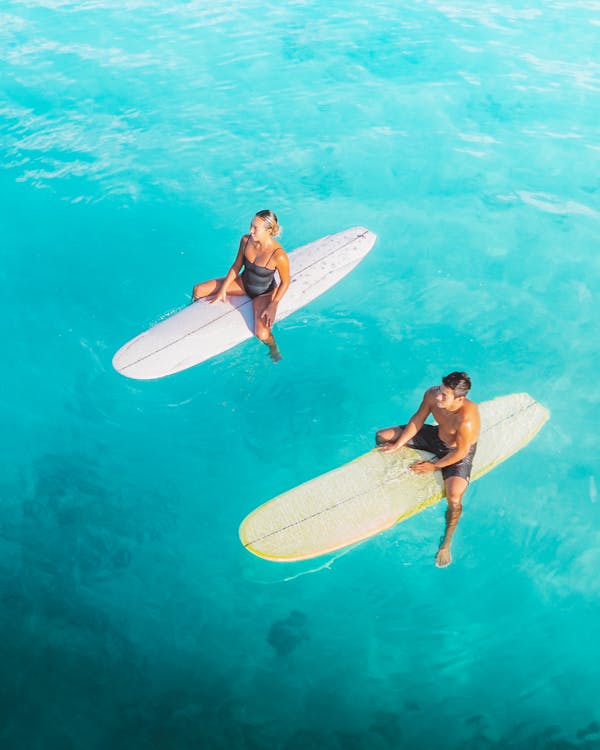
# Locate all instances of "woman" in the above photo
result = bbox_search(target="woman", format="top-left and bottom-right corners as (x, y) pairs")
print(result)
(192, 210), (290, 361)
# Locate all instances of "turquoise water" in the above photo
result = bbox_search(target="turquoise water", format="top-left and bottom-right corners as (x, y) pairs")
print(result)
(2, 1), (599, 748)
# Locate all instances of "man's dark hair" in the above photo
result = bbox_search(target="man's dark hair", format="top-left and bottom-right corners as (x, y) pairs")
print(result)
(442, 371), (471, 398)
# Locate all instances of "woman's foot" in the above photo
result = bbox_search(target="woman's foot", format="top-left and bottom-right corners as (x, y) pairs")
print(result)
(268, 342), (282, 363)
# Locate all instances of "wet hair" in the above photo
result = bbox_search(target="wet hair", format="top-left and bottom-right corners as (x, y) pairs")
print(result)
(442, 371), (471, 398)
(255, 209), (280, 237)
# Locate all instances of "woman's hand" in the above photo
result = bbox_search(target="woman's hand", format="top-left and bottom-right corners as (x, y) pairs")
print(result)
(210, 286), (228, 304)
(261, 301), (278, 327)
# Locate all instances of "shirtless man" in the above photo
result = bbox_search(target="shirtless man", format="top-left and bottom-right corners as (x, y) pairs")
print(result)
(376, 372), (480, 568)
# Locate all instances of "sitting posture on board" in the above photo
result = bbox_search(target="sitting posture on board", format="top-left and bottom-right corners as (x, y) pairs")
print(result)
(192, 210), (290, 362)
(376, 371), (480, 569)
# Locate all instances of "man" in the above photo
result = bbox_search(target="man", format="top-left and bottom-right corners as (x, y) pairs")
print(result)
(376, 372), (480, 568)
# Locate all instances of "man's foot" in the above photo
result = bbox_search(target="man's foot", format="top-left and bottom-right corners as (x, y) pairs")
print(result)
(435, 547), (452, 568)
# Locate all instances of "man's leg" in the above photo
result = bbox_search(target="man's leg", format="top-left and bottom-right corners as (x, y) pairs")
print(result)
(435, 476), (468, 568)
(375, 426), (403, 446)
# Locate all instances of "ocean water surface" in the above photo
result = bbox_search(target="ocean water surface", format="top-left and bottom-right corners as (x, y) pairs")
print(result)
(1, 1), (599, 748)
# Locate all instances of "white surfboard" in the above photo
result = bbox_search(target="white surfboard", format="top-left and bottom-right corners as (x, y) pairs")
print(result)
(239, 393), (550, 562)
(113, 226), (376, 379)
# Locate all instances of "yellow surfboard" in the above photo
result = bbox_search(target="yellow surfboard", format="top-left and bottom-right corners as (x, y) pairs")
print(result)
(239, 393), (549, 562)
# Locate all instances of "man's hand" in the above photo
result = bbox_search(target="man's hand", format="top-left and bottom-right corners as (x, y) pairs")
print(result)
(410, 461), (436, 473)
(378, 441), (400, 453)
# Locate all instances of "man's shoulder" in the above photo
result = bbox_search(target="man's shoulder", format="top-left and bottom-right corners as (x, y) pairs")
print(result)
(460, 399), (481, 434)
(465, 398), (479, 414)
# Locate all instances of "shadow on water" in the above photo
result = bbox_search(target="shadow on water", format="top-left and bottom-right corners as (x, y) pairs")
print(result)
(280, 721), (600, 750)
(15, 452), (178, 588)
(267, 610), (310, 657)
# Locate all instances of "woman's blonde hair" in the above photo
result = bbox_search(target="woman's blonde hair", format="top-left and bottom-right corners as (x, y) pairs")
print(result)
(255, 209), (280, 237)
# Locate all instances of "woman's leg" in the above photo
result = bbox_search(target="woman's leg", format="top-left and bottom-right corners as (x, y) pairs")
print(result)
(252, 291), (282, 361)
(191, 276), (245, 301)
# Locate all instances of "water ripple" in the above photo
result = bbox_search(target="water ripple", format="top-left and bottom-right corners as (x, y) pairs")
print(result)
(517, 191), (599, 217)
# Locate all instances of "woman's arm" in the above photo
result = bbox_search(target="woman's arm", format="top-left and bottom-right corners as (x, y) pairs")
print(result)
(211, 237), (246, 303)
(261, 248), (290, 326)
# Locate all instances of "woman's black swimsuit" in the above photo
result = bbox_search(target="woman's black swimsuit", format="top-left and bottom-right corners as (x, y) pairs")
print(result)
(240, 238), (277, 299)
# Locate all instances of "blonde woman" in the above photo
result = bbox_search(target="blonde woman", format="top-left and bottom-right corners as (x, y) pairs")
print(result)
(192, 210), (290, 361)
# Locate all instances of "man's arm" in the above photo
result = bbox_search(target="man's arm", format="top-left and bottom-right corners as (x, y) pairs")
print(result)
(411, 418), (476, 473)
(379, 392), (432, 453)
